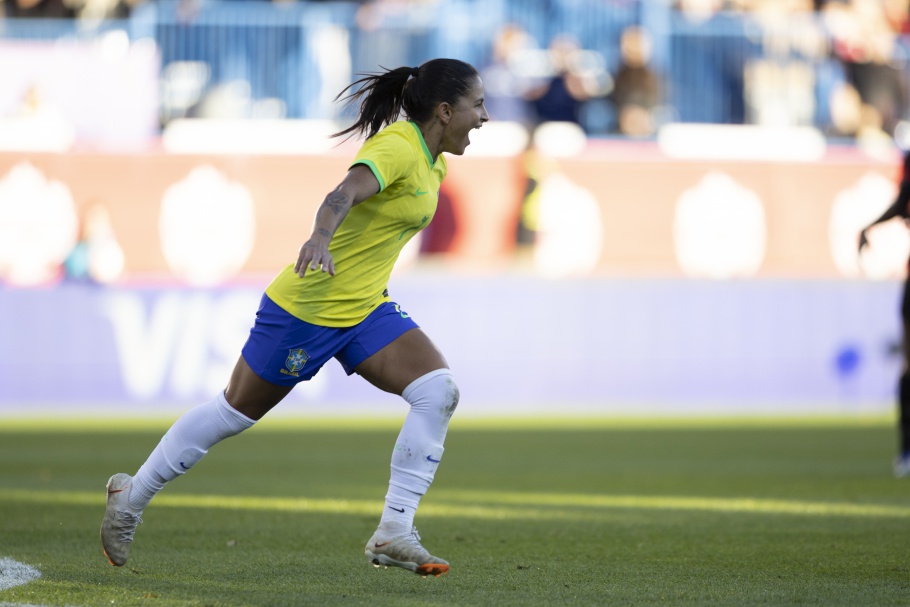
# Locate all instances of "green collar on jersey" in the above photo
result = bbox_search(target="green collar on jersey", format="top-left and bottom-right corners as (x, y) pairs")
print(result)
(408, 120), (436, 166)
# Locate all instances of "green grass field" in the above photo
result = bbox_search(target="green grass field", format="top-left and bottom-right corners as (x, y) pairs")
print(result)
(1, 415), (908, 606)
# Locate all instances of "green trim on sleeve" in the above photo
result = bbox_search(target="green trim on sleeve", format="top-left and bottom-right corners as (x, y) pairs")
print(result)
(352, 159), (385, 192)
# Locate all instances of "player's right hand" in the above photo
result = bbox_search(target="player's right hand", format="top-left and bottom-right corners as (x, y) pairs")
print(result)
(295, 241), (335, 277)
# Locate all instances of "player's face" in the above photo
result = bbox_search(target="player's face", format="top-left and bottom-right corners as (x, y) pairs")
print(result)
(442, 76), (488, 156)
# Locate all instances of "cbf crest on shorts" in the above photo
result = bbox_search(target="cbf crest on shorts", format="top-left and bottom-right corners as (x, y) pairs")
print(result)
(281, 348), (309, 377)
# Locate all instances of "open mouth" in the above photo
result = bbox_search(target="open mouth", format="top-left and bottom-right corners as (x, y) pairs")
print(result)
(467, 124), (482, 143)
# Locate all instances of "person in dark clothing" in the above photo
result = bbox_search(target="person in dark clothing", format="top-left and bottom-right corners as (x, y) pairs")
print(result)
(859, 149), (910, 478)
(526, 35), (590, 126)
(610, 26), (662, 137)
(5, 0), (76, 18)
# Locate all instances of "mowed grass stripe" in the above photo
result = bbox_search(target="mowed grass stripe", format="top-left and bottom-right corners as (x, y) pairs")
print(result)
(0, 412), (895, 433)
(3, 487), (908, 519)
(433, 489), (910, 517)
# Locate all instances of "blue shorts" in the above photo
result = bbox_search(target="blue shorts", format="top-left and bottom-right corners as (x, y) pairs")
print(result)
(241, 294), (419, 385)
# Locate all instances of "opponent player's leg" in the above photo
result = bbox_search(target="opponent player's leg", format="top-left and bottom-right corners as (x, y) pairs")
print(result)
(353, 325), (458, 576)
(897, 290), (910, 478)
(101, 356), (293, 566)
(897, 367), (910, 478)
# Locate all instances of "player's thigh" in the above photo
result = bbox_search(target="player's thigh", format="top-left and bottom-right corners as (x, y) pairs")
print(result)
(354, 328), (448, 395)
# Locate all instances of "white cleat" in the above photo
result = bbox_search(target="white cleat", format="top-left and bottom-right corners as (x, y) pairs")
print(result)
(364, 522), (450, 577)
(894, 454), (910, 479)
(100, 473), (143, 566)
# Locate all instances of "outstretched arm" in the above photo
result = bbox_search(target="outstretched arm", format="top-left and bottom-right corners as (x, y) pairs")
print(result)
(294, 164), (380, 277)
(859, 179), (910, 253)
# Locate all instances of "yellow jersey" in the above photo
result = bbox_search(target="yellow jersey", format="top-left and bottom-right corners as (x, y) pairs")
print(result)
(265, 121), (445, 327)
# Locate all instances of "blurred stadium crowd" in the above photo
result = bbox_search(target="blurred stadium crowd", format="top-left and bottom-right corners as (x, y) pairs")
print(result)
(1, 0), (909, 145)
(2, 0), (910, 288)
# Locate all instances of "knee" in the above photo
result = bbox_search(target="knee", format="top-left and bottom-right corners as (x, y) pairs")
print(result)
(404, 369), (460, 417)
(440, 372), (460, 417)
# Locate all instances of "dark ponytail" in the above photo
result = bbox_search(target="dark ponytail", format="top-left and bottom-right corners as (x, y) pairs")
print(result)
(332, 58), (479, 140)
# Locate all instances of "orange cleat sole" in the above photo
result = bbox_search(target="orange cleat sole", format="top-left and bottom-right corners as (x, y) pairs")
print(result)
(416, 563), (449, 577)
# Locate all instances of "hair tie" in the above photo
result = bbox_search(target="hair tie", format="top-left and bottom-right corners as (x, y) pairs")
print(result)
(409, 67), (420, 78)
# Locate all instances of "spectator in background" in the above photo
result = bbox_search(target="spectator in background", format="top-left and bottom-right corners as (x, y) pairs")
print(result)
(480, 23), (537, 128)
(63, 203), (125, 285)
(610, 25), (662, 137)
(526, 35), (588, 126)
(526, 35), (588, 127)
(77, 0), (143, 21)
(858, 148), (910, 478)
(824, 0), (909, 136)
(743, 0), (827, 127)
(525, 34), (612, 132)
(8, 0), (148, 19)
(5, 0), (144, 19)
(5, 0), (76, 17)
(825, 81), (865, 138)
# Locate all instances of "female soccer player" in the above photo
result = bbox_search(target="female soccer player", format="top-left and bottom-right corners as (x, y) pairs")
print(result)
(101, 58), (488, 576)
(859, 149), (910, 478)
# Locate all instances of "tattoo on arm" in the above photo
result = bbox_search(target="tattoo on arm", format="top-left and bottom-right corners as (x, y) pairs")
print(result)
(325, 191), (349, 215)
(311, 190), (351, 243)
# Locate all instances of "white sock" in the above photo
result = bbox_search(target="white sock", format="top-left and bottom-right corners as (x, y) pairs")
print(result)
(381, 488), (418, 529)
(380, 369), (459, 529)
(128, 391), (256, 512)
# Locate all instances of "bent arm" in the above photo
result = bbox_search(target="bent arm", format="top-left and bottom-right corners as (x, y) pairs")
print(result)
(295, 164), (380, 277)
(859, 180), (910, 253)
